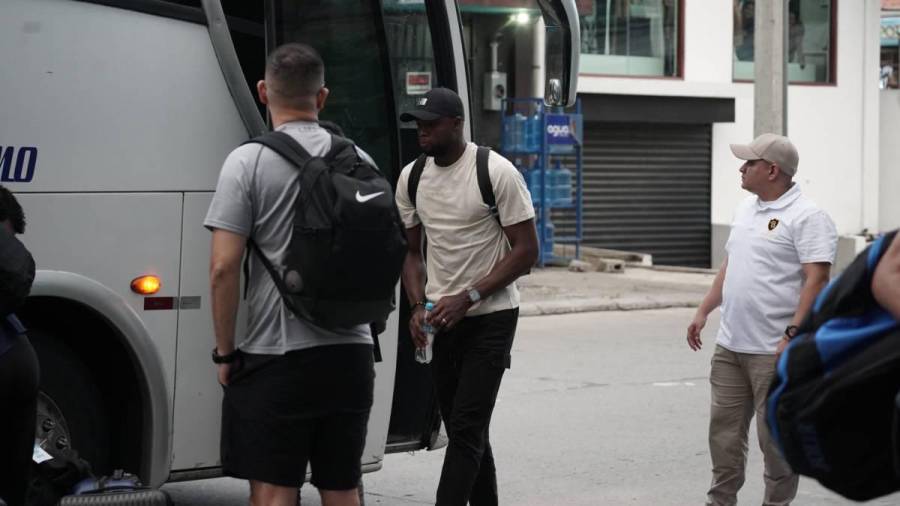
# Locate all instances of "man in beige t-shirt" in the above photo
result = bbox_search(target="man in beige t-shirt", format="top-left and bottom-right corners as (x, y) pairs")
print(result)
(396, 87), (538, 506)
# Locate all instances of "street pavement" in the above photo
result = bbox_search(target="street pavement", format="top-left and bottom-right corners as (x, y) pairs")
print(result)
(517, 267), (714, 316)
(164, 309), (900, 505)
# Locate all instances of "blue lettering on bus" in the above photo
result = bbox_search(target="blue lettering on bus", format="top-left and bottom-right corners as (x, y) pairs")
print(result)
(0, 146), (37, 183)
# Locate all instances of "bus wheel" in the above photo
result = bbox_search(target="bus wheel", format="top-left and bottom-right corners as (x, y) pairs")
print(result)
(30, 328), (111, 473)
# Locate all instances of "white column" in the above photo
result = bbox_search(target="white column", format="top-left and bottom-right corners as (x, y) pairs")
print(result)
(753, 0), (788, 136)
(862, 0), (882, 231)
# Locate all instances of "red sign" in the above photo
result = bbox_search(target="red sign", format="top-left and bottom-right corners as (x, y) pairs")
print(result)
(406, 72), (432, 95)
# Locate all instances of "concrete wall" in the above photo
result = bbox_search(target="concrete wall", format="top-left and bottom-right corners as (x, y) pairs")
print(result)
(881, 89), (900, 231)
(576, 0), (884, 266)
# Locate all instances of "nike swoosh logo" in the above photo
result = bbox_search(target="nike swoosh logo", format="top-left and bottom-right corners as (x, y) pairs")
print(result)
(355, 190), (385, 203)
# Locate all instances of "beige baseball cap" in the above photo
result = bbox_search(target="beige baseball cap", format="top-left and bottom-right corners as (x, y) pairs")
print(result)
(730, 133), (799, 176)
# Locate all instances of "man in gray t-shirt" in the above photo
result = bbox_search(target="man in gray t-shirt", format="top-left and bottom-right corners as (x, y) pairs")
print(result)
(204, 115), (372, 355)
(205, 43), (373, 506)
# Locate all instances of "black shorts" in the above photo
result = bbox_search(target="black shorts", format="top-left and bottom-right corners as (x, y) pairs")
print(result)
(221, 344), (374, 490)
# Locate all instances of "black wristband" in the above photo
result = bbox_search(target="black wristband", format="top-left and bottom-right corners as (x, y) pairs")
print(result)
(212, 347), (239, 364)
(410, 301), (426, 311)
(784, 325), (800, 340)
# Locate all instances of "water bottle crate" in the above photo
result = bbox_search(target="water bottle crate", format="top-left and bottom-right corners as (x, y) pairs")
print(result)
(500, 97), (583, 267)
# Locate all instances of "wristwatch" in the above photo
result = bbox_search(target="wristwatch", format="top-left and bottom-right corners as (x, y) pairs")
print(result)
(784, 325), (800, 341)
(212, 347), (238, 364)
(466, 287), (482, 304)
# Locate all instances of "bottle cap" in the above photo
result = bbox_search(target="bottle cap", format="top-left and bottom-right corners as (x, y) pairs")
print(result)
(425, 302), (435, 311)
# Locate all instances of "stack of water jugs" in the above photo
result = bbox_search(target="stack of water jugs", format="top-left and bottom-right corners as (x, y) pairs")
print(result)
(527, 159), (573, 208)
(525, 160), (573, 247)
(504, 109), (574, 253)
(503, 112), (542, 153)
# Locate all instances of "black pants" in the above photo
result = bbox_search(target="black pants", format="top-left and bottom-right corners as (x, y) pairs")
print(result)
(431, 309), (518, 506)
(0, 334), (40, 506)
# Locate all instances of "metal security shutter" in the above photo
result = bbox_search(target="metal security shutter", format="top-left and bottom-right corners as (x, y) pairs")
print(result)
(555, 123), (712, 267)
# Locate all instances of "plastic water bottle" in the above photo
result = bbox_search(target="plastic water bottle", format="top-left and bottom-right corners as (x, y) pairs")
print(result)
(529, 167), (547, 206)
(528, 112), (542, 152)
(415, 302), (436, 364)
(554, 160), (573, 206)
(514, 114), (527, 152)
(502, 119), (513, 152)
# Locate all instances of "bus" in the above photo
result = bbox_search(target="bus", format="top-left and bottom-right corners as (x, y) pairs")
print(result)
(1, 0), (579, 488)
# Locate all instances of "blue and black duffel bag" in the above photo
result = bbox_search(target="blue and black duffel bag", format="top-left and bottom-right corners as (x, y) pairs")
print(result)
(767, 230), (899, 501)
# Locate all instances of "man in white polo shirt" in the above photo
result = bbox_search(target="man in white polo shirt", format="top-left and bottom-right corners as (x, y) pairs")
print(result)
(686, 133), (837, 506)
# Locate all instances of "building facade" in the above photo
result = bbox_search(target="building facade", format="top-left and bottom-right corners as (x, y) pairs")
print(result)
(561, 0), (890, 268)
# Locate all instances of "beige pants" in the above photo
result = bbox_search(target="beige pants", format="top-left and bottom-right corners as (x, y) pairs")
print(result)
(706, 345), (799, 506)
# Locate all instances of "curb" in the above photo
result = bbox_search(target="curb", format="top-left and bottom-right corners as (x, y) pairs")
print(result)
(519, 297), (702, 317)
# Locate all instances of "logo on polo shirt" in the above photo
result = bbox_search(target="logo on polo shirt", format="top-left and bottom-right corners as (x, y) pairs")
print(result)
(768, 219), (780, 231)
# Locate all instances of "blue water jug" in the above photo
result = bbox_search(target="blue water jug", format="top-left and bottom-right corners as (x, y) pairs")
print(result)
(528, 168), (548, 205)
(554, 161), (573, 206)
(516, 113), (529, 152)
(502, 117), (513, 152)
(539, 218), (555, 245)
(527, 113), (542, 152)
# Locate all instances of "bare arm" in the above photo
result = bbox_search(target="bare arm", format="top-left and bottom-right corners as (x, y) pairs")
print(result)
(791, 262), (831, 328)
(471, 219), (539, 300)
(700, 257), (728, 318)
(209, 229), (245, 358)
(774, 262), (831, 357)
(429, 218), (539, 330)
(687, 257), (727, 351)
(400, 225), (428, 347)
(873, 233), (900, 319)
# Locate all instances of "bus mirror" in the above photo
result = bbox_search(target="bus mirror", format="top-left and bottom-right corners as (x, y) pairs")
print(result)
(536, 0), (580, 107)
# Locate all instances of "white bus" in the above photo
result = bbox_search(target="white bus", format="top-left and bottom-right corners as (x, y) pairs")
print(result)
(1, 0), (579, 488)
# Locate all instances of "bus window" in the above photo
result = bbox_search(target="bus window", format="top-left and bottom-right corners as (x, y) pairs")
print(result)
(221, 1), (265, 119)
(268, 0), (400, 183)
(383, 4), (436, 125)
(382, 2), (439, 171)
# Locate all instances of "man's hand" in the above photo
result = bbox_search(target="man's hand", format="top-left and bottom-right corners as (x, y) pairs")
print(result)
(409, 306), (428, 348)
(430, 293), (473, 331)
(687, 313), (707, 351)
(217, 362), (233, 387)
(775, 336), (790, 361)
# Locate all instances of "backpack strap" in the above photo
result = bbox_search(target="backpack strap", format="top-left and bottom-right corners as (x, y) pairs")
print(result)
(243, 130), (314, 170)
(476, 146), (501, 226)
(239, 131), (314, 302)
(408, 148), (498, 225)
(407, 154), (427, 209)
(244, 238), (300, 316)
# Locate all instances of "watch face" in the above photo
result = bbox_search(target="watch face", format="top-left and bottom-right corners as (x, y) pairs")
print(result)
(468, 289), (480, 303)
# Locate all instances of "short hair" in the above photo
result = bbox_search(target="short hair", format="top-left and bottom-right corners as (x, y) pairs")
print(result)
(265, 43), (325, 107)
(0, 185), (25, 234)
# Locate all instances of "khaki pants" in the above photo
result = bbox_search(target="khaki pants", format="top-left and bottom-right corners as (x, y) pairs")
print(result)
(706, 345), (799, 506)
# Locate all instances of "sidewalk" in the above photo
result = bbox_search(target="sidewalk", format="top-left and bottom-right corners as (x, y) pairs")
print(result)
(517, 266), (716, 317)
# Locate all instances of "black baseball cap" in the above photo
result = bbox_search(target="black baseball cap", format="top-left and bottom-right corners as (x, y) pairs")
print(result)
(400, 87), (465, 122)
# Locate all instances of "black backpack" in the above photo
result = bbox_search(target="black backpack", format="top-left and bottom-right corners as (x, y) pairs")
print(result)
(242, 130), (407, 329)
(407, 146), (500, 225)
(0, 228), (35, 316)
(25, 448), (93, 506)
(767, 230), (900, 501)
